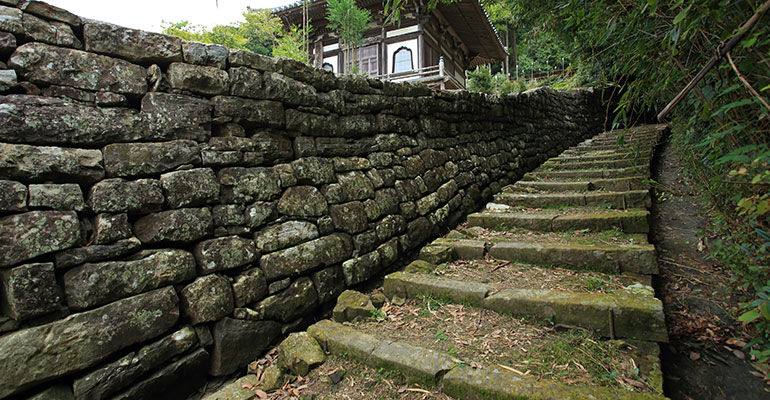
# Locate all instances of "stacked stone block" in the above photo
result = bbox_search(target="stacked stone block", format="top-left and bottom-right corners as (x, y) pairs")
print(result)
(0, 1), (605, 398)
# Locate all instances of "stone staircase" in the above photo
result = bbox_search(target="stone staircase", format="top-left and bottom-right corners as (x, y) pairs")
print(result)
(208, 124), (670, 399)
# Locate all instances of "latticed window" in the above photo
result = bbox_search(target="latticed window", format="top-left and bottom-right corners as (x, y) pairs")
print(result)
(392, 47), (413, 73)
(322, 63), (334, 72)
(358, 44), (378, 76)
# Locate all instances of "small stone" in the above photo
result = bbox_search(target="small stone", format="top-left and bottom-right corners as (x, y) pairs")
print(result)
(268, 278), (291, 295)
(20, 1), (81, 25)
(370, 293), (387, 309)
(209, 317), (281, 376)
(291, 157), (335, 185)
(88, 178), (164, 214)
(182, 41), (227, 69)
(0, 6), (22, 34)
(332, 290), (375, 323)
(0, 211), (79, 267)
(167, 62), (229, 96)
(254, 277), (318, 322)
(141, 92), (212, 141)
(261, 364), (286, 392)
(232, 268), (267, 308)
(0, 262), (61, 321)
(277, 332), (326, 376)
(218, 167), (281, 203)
(54, 237), (141, 269)
(96, 91), (127, 106)
(21, 12), (82, 49)
(133, 207), (213, 244)
(194, 235), (258, 275)
(342, 251), (381, 286)
(418, 245), (455, 264)
(93, 213), (132, 244)
(160, 168), (219, 208)
(212, 95), (284, 129)
(103, 140), (200, 178)
(244, 201), (277, 228)
(254, 220), (319, 253)
(179, 274), (234, 325)
(0, 69), (16, 91)
(277, 186), (328, 217)
(0, 143), (104, 184)
(329, 201), (368, 234)
(212, 204), (245, 226)
(311, 266), (345, 305)
(0, 180), (26, 212)
(337, 171), (375, 201)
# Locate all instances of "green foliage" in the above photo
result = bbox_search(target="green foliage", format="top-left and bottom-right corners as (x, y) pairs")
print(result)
(467, 65), (526, 94)
(326, 0), (372, 74)
(162, 8), (310, 63)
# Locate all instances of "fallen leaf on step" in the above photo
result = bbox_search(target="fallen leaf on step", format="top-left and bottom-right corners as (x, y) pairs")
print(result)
(733, 350), (745, 360)
(689, 352), (701, 361)
(254, 389), (267, 399)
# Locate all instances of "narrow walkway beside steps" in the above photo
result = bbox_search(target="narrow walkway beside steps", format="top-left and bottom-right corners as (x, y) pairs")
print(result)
(208, 124), (671, 400)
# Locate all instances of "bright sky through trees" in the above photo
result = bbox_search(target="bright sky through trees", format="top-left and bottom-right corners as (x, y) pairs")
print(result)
(46, 0), (298, 32)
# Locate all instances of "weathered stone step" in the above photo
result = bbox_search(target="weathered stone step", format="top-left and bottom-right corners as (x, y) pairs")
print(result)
(383, 271), (667, 342)
(540, 158), (650, 170)
(466, 209), (650, 233)
(523, 166), (650, 180)
(582, 137), (659, 146)
(307, 319), (665, 400)
(508, 176), (649, 192)
(548, 152), (652, 162)
(494, 190), (651, 209)
(488, 241), (658, 275)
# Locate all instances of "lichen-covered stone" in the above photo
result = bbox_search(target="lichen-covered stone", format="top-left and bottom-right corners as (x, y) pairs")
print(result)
(244, 201), (277, 228)
(332, 290), (375, 323)
(0, 95), (144, 145)
(291, 157), (335, 185)
(179, 274), (234, 325)
(232, 268), (267, 307)
(228, 66), (262, 98)
(160, 168), (219, 208)
(228, 49), (278, 71)
(260, 233), (352, 280)
(182, 41), (227, 69)
(55, 237), (142, 269)
(9, 43), (147, 96)
(0, 180), (26, 212)
(262, 71), (317, 106)
(261, 364), (286, 392)
(375, 215), (406, 242)
(88, 178), (164, 213)
(26, 385), (75, 400)
(20, 1), (81, 25)
(377, 238), (400, 268)
(64, 249), (196, 310)
(84, 22), (182, 64)
(194, 235), (258, 275)
(0, 262), (61, 321)
(110, 348), (209, 400)
(0, 143), (104, 184)
(103, 140), (200, 178)
(277, 332), (326, 376)
(0, 69), (17, 91)
(277, 186), (328, 217)
(96, 91), (127, 106)
(0, 31), (16, 58)
(337, 171), (374, 201)
(311, 266), (345, 305)
(218, 167), (282, 203)
(254, 277), (318, 322)
(28, 183), (85, 211)
(212, 204), (244, 226)
(72, 326), (198, 400)
(141, 92), (212, 141)
(342, 251), (381, 286)
(329, 201), (368, 234)
(167, 62), (229, 96)
(21, 12), (82, 49)
(0, 210), (79, 267)
(0, 287), (179, 399)
(418, 245), (455, 264)
(212, 95), (284, 128)
(406, 217), (432, 249)
(255, 220), (320, 253)
(209, 317), (281, 376)
(252, 131), (295, 163)
(93, 213), (132, 244)
(133, 207), (213, 244)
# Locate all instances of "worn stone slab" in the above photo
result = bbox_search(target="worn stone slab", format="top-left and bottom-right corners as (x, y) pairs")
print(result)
(179, 274), (234, 325)
(0, 95), (145, 145)
(203, 374), (259, 400)
(584, 190), (651, 209)
(93, 213), (132, 244)
(332, 290), (375, 323)
(133, 207), (213, 244)
(84, 22), (182, 64)
(255, 220), (319, 253)
(0, 143), (104, 184)
(552, 209), (650, 233)
(212, 95), (284, 128)
(384, 271), (490, 307)
(483, 287), (667, 342)
(467, 212), (556, 232)
(443, 365), (666, 400)
(9, 43), (147, 96)
(488, 241), (658, 275)
(0, 262), (61, 320)
(370, 339), (456, 385)
(260, 233), (352, 280)
(523, 166), (650, 180)
(64, 248), (195, 310)
(103, 140), (200, 178)
(183, 41), (227, 69)
(0, 287), (179, 398)
(307, 319), (379, 361)
(168, 62), (229, 96)
(254, 277), (318, 322)
(341, 250), (381, 286)
(494, 190), (651, 209)
(20, 1), (81, 25)
(72, 326), (198, 400)
(509, 181), (592, 192)
(21, 12), (82, 49)
(219, 167), (282, 204)
(433, 238), (486, 259)
(55, 237), (141, 269)
(209, 317), (281, 376)
(418, 244), (455, 264)
(0, 210), (79, 267)
(0, 5), (23, 34)
(160, 168), (219, 208)
(232, 268), (267, 308)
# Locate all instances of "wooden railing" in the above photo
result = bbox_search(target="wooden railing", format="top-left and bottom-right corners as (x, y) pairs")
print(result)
(370, 57), (464, 90)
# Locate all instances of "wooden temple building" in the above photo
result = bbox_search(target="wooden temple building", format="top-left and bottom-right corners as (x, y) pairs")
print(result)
(274, 0), (506, 90)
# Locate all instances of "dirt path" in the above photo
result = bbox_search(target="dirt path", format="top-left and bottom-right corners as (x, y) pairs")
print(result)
(651, 137), (769, 399)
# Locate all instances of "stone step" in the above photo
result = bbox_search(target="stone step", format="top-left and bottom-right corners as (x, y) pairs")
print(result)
(548, 152), (653, 162)
(383, 270), (667, 342)
(523, 166), (650, 180)
(494, 190), (651, 209)
(508, 176), (650, 192)
(488, 241), (658, 275)
(466, 209), (650, 233)
(540, 158), (650, 170)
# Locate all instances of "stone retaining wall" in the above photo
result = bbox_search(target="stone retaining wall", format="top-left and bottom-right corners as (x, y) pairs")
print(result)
(0, 1), (606, 398)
